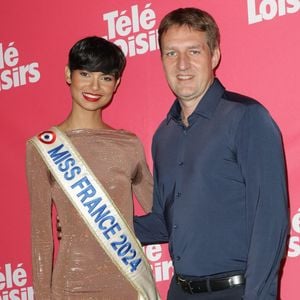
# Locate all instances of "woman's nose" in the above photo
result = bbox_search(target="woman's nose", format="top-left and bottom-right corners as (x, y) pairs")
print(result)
(91, 76), (101, 90)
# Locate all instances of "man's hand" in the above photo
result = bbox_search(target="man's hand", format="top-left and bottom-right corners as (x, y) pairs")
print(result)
(56, 215), (62, 240)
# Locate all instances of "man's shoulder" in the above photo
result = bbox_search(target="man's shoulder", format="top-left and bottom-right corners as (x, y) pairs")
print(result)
(222, 90), (261, 107)
(222, 90), (281, 134)
(221, 90), (271, 118)
(153, 118), (169, 137)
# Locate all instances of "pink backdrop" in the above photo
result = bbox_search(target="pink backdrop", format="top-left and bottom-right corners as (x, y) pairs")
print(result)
(0, 1), (299, 299)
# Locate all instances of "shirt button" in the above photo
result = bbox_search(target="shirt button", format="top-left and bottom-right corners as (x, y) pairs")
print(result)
(176, 192), (181, 198)
(176, 256), (181, 261)
(173, 224), (177, 229)
(179, 162), (184, 166)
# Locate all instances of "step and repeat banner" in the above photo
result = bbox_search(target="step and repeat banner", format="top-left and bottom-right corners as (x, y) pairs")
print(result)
(0, 1), (299, 299)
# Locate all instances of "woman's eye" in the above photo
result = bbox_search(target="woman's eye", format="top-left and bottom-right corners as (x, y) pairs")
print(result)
(79, 71), (89, 77)
(103, 76), (114, 81)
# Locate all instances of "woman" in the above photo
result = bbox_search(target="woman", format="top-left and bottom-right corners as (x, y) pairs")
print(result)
(26, 36), (156, 300)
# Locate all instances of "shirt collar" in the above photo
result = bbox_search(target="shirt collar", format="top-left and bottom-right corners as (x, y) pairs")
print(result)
(167, 78), (225, 123)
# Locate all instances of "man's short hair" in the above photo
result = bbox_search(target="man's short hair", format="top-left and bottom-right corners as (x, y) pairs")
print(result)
(158, 7), (220, 53)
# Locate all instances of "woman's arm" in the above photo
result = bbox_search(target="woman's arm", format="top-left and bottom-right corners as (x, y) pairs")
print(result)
(26, 142), (54, 300)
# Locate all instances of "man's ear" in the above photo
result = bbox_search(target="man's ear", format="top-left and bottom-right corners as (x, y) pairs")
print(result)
(65, 66), (72, 84)
(212, 47), (221, 70)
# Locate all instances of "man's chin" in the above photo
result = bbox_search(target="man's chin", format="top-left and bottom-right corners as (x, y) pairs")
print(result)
(177, 93), (198, 102)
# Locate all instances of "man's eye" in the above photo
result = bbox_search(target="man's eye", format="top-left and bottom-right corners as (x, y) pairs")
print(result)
(166, 51), (176, 57)
(190, 50), (200, 55)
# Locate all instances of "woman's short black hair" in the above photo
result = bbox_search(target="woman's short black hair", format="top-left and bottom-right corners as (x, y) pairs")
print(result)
(68, 36), (126, 80)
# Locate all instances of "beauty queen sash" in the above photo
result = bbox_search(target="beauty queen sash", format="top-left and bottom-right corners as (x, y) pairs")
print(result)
(30, 126), (160, 300)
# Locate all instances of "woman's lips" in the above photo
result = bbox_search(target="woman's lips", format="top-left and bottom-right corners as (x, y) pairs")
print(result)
(82, 92), (101, 102)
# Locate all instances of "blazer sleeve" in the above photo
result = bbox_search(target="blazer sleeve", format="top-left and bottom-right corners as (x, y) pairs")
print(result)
(26, 141), (53, 300)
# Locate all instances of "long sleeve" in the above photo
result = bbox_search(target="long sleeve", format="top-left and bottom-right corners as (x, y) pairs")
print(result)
(131, 138), (153, 214)
(134, 139), (169, 245)
(236, 105), (289, 299)
(26, 142), (53, 300)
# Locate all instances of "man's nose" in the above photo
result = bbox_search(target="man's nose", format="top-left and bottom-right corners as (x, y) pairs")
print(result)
(177, 53), (190, 70)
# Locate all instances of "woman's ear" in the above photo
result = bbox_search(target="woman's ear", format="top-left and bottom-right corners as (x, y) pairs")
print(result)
(65, 66), (72, 84)
(114, 78), (121, 92)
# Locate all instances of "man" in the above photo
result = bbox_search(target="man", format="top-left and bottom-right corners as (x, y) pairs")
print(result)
(134, 7), (288, 300)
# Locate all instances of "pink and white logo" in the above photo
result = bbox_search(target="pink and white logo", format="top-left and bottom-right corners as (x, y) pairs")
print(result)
(102, 3), (159, 57)
(0, 41), (41, 91)
(288, 208), (300, 257)
(247, 0), (300, 24)
(0, 263), (34, 300)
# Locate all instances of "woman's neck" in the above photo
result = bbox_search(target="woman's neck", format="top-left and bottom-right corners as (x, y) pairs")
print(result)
(57, 110), (113, 131)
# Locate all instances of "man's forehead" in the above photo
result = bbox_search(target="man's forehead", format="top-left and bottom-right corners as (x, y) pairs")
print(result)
(161, 27), (207, 47)
(162, 25), (206, 38)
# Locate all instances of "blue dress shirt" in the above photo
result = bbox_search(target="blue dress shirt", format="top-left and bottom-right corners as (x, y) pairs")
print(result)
(134, 78), (288, 299)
